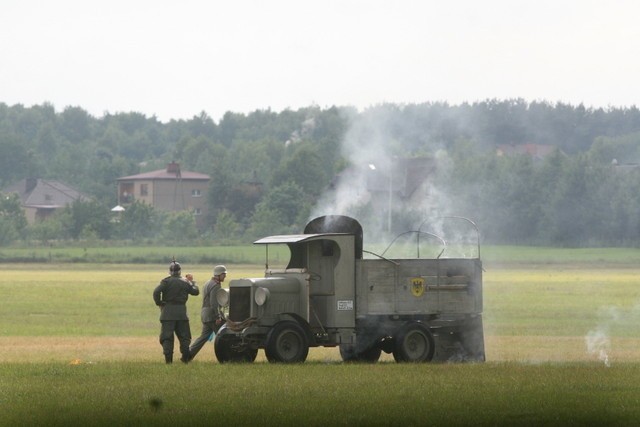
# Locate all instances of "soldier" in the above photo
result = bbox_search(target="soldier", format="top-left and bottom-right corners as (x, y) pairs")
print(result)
(153, 260), (199, 364)
(188, 265), (228, 361)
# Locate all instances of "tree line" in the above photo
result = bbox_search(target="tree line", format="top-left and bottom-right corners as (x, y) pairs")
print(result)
(1, 99), (640, 247)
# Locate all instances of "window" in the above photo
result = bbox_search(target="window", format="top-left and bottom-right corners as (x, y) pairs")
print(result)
(194, 208), (202, 216)
(191, 189), (201, 197)
(140, 184), (148, 196)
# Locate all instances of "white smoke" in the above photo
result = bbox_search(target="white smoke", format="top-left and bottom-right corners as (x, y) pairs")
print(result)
(585, 326), (611, 367)
(286, 116), (316, 146)
(310, 108), (394, 242)
(585, 304), (640, 367)
(310, 106), (473, 252)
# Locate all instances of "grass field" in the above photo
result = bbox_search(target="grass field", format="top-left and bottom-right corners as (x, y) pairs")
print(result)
(2, 249), (640, 425)
(3, 242), (640, 265)
(3, 362), (640, 426)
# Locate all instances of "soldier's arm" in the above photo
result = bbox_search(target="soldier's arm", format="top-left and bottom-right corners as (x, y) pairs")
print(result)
(214, 285), (225, 318)
(152, 283), (165, 306)
(181, 275), (199, 296)
(188, 281), (199, 296)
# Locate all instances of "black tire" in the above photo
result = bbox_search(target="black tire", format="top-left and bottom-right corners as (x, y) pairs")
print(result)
(392, 323), (435, 363)
(214, 333), (257, 363)
(233, 347), (258, 363)
(339, 343), (381, 363)
(264, 321), (309, 363)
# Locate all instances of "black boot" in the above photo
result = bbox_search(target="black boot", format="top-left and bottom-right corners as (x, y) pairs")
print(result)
(180, 352), (191, 364)
(165, 354), (173, 364)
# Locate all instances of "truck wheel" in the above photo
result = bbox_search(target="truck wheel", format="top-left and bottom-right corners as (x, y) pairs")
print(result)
(393, 323), (435, 363)
(214, 334), (258, 363)
(265, 321), (309, 363)
(339, 344), (381, 363)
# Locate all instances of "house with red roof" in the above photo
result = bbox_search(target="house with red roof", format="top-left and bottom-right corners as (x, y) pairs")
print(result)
(496, 143), (561, 160)
(116, 162), (210, 229)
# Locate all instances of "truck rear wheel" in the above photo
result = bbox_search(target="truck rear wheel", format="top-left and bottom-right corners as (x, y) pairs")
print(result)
(339, 344), (381, 363)
(214, 334), (258, 363)
(393, 323), (435, 363)
(265, 321), (309, 363)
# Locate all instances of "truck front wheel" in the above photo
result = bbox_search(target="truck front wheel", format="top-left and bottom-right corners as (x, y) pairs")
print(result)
(214, 334), (258, 363)
(393, 323), (435, 363)
(265, 321), (309, 363)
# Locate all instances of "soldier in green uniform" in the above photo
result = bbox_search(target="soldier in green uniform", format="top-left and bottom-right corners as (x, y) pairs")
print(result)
(189, 265), (227, 361)
(153, 260), (200, 364)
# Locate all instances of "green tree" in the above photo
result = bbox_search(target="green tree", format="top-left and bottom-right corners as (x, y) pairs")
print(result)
(226, 139), (284, 187)
(61, 200), (113, 240)
(218, 111), (244, 146)
(29, 218), (63, 244)
(0, 192), (28, 243)
(259, 181), (306, 227)
(244, 205), (287, 241)
(161, 211), (198, 243)
(59, 106), (93, 144)
(542, 156), (595, 246)
(213, 209), (242, 241)
(588, 132), (640, 164)
(117, 201), (162, 241)
(0, 135), (33, 187)
(271, 143), (327, 198)
(85, 153), (137, 205)
(176, 135), (216, 173)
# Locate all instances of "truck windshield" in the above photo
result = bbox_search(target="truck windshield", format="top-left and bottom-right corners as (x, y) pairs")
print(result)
(261, 244), (291, 271)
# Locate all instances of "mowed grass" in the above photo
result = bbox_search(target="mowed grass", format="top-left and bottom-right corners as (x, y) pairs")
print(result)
(2, 253), (640, 425)
(5, 242), (640, 265)
(0, 244), (291, 265)
(3, 362), (640, 426)
(1, 263), (265, 336)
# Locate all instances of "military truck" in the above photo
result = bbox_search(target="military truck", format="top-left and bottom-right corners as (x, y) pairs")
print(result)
(213, 215), (485, 363)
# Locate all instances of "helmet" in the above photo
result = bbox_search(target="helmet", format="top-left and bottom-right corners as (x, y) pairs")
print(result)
(213, 265), (227, 276)
(169, 261), (181, 274)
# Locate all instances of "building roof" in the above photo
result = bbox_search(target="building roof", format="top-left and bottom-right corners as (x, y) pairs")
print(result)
(3, 178), (90, 208)
(117, 163), (210, 181)
(496, 143), (560, 159)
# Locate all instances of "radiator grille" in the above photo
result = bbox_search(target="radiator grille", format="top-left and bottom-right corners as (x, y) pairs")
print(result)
(229, 287), (251, 321)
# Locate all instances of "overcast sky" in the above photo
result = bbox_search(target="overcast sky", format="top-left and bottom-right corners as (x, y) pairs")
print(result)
(2, 0), (639, 122)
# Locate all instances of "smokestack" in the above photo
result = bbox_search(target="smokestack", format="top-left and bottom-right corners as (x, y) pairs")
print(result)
(26, 178), (38, 193)
(166, 162), (180, 175)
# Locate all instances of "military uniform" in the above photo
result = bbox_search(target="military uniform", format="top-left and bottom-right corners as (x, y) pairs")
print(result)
(153, 270), (199, 363)
(189, 277), (225, 360)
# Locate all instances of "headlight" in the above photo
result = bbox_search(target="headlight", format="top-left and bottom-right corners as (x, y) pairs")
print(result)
(254, 287), (270, 306)
(215, 288), (229, 306)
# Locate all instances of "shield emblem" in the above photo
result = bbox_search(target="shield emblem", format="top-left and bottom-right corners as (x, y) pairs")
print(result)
(410, 277), (425, 297)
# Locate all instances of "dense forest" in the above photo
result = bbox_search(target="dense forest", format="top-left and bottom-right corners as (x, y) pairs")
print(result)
(1, 99), (640, 247)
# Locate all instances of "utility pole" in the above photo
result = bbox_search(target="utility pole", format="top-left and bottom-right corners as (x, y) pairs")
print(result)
(388, 170), (392, 233)
(369, 162), (393, 233)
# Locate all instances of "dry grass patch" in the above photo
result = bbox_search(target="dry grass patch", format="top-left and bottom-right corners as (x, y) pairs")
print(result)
(4, 335), (640, 365)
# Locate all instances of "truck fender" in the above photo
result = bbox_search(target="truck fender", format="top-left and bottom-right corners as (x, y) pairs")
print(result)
(216, 324), (230, 337)
(274, 313), (315, 346)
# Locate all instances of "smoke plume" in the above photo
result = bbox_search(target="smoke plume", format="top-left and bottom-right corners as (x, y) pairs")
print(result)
(311, 106), (477, 256)
(585, 304), (640, 367)
(585, 326), (611, 367)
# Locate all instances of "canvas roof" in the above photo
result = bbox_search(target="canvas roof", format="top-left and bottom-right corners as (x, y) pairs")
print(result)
(254, 233), (351, 244)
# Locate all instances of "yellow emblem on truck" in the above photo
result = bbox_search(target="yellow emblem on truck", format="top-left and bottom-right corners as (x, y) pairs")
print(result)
(410, 277), (425, 297)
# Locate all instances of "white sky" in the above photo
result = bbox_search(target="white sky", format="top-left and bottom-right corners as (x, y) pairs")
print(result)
(2, 0), (639, 122)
